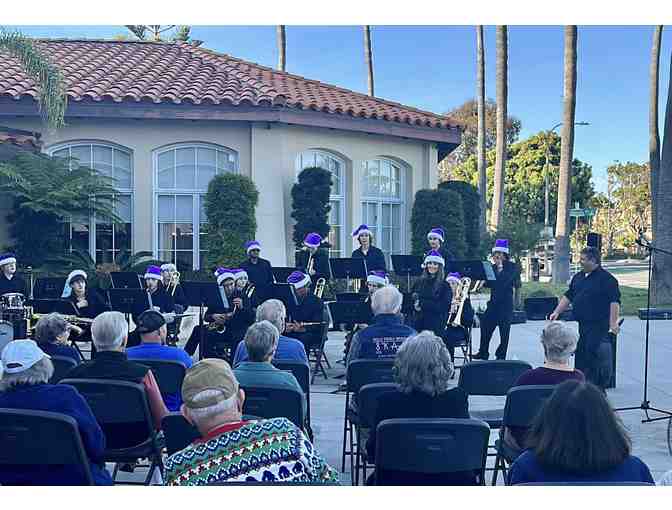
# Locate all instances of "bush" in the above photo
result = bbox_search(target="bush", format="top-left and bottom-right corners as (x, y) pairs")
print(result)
(291, 166), (332, 249)
(438, 180), (481, 257)
(204, 173), (259, 269)
(410, 188), (467, 258)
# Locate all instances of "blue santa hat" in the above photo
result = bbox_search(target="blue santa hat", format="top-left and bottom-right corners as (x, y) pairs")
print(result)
(427, 228), (445, 243)
(424, 250), (445, 267)
(0, 253), (17, 267)
(214, 267), (235, 285)
(366, 270), (389, 286)
(287, 271), (311, 289)
(303, 232), (323, 249)
(62, 270), (87, 298)
(144, 265), (162, 281)
(352, 224), (373, 239)
(245, 240), (262, 254)
(492, 239), (510, 254)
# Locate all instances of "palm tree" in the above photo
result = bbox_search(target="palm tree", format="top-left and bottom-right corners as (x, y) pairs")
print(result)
(0, 28), (67, 129)
(649, 27), (662, 246)
(490, 26), (507, 231)
(476, 25), (487, 236)
(364, 26), (375, 96)
(277, 26), (286, 72)
(552, 26), (578, 284)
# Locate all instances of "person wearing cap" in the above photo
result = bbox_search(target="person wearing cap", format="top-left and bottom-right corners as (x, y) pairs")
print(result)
(232, 268), (258, 309)
(351, 225), (386, 288)
(284, 271), (324, 352)
(63, 270), (109, 320)
(0, 340), (112, 485)
(163, 358), (338, 485)
(411, 250), (453, 341)
(296, 232), (330, 288)
(426, 227), (455, 264)
(127, 310), (194, 411)
(128, 265), (176, 348)
(474, 239), (521, 360)
(240, 240), (274, 296)
(34, 312), (82, 365)
(0, 252), (26, 296)
(160, 263), (188, 310)
(443, 272), (475, 361)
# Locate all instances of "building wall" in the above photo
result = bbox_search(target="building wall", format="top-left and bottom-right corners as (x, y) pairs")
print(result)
(0, 117), (438, 267)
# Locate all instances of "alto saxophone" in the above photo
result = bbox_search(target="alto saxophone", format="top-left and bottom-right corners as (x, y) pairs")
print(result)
(207, 290), (241, 334)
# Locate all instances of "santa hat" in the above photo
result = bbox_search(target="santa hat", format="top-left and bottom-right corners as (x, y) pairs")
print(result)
(144, 265), (162, 281)
(245, 240), (262, 254)
(424, 250), (445, 267)
(287, 271), (311, 289)
(367, 270), (388, 286)
(214, 267), (235, 285)
(352, 224), (373, 239)
(303, 232), (322, 249)
(160, 263), (177, 272)
(492, 239), (510, 254)
(233, 269), (248, 281)
(427, 228), (445, 243)
(446, 272), (461, 283)
(62, 270), (87, 298)
(0, 253), (16, 267)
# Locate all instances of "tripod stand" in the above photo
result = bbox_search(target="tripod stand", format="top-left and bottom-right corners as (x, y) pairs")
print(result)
(615, 236), (672, 424)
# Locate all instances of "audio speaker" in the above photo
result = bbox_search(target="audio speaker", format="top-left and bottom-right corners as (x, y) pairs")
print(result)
(587, 232), (602, 253)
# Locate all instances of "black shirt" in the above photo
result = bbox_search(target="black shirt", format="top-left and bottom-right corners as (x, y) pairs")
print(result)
(412, 276), (453, 338)
(486, 260), (521, 309)
(69, 289), (110, 319)
(289, 293), (324, 347)
(131, 286), (174, 322)
(351, 245), (387, 272)
(565, 266), (621, 323)
(0, 273), (26, 296)
(204, 289), (255, 343)
(296, 248), (330, 283)
(241, 257), (274, 290)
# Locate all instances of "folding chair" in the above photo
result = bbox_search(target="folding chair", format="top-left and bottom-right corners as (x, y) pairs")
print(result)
(49, 355), (79, 383)
(515, 481), (654, 486)
(491, 385), (555, 485)
(341, 359), (395, 480)
(309, 305), (332, 383)
(0, 408), (94, 485)
(374, 418), (490, 486)
(60, 378), (164, 485)
(130, 358), (187, 403)
(241, 386), (305, 430)
(273, 360), (312, 440)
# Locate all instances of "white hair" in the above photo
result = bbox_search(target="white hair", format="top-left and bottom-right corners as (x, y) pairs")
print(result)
(185, 389), (238, 423)
(91, 311), (128, 351)
(371, 285), (403, 315)
(541, 321), (579, 363)
(245, 321), (279, 362)
(0, 357), (54, 391)
(256, 299), (286, 332)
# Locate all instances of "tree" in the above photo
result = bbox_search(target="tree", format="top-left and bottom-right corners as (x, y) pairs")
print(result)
(123, 25), (202, 46)
(609, 162), (651, 250)
(411, 189), (467, 259)
(649, 26), (663, 236)
(490, 26), (508, 232)
(476, 25), (487, 236)
(552, 26), (578, 285)
(0, 28), (67, 129)
(591, 186), (618, 259)
(364, 26), (375, 97)
(291, 167), (332, 250)
(277, 26), (286, 71)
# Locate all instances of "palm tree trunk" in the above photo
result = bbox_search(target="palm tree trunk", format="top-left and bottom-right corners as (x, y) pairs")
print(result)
(277, 26), (286, 71)
(476, 25), (487, 237)
(490, 26), (507, 231)
(650, 27), (662, 241)
(552, 26), (578, 284)
(364, 26), (375, 97)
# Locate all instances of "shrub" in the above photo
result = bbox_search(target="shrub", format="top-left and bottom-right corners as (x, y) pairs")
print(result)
(410, 188), (467, 259)
(291, 166), (332, 249)
(438, 180), (481, 257)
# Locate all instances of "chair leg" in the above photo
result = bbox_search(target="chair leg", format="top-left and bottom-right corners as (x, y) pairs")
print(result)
(111, 462), (120, 483)
(354, 427), (361, 486)
(349, 420), (355, 479)
(492, 454), (501, 485)
(341, 394), (350, 472)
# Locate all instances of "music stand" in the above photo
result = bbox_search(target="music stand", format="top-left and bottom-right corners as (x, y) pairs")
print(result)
(446, 260), (497, 283)
(268, 283), (299, 318)
(110, 272), (142, 289)
(329, 258), (367, 290)
(328, 301), (371, 330)
(33, 277), (67, 300)
(30, 299), (78, 315)
(271, 267), (296, 284)
(391, 255), (423, 291)
(108, 289), (149, 332)
(335, 292), (367, 302)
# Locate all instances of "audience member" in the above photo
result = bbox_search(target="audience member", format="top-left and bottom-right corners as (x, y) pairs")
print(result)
(163, 358), (338, 485)
(365, 331), (473, 485)
(126, 310), (193, 411)
(232, 299), (308, 365)
(508, 380), (654, 485)
(34, 312), (82, 365)
(0, 340), (112, 485)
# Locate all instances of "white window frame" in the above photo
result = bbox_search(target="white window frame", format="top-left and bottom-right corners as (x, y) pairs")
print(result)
(152, 142), (239, 270)
(295, 150), (347, 258)
(48, 141), (134, 262)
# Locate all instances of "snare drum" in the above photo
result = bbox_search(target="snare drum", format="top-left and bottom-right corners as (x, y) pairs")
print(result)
(0, 320), (13, 353)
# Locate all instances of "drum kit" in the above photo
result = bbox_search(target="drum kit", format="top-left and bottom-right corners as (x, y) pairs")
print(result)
(0, 292), (30, 351)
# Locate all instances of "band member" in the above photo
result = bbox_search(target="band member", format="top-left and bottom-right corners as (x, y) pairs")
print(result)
(128, 265), (175, 348)
(426, 228), (454, 264)
(284, 271), (324, 352)
(549, 246), (621, 389)
(352, 224), (386, 272)
(411, 250), (453, 340)
(240, 240), (273, 296)
(62, 270), (110, 346)
(161, 263), (188, 310)
(474, 239), (521, 360)
(343, 270), (388, 357)
(444, 272), (475, 362)
(296, 232), (330, 286)
(233, 268), (257, 309)
(0, 253), (26, 295)
(184, 267), (254, 359)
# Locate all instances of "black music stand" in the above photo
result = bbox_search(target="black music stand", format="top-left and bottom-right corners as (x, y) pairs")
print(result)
(30, 299), (78, 315)
(329, 258), (367, 291)
(108, 289), (149, 330)
(446, 260), (497, 283)
(33, 277), (67, 300)
(109, 272), (142, 289)
(391, 255), (423, 291)
(182, 281), (225, 360)
(268, 283), (298, 319)
(328, 301), (371, 330)
(271, 267), (296, 284)
(335, 292), (367, 302)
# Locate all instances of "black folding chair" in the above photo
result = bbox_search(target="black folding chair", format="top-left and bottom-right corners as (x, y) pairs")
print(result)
(49, 355), (79, 383)
(273, 360), (312, 439)
(130, 358), (187, 398)
(309, 305), (332, 383)
(0, 408), (95, 486)
(516, 481), (654, 486)
(241, 386), (305, 430)
(491, 385), (556, 485)
(341, 359), (395, 480)
(60, 378), (163, 485)
(374, 418), (491, 486)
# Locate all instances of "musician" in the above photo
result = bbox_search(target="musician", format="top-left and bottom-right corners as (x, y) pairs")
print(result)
(426, 228), (455, 264)
(240, 240), (274, 296)
(444, 272), (475, 361)
(343, 270), (388, 357)
(0, 253), (26, 296)
(63, 270), (109, 320)
(474, 239), (521, 360)
(161, 263), (188, 311)
(296, 232), (330, 287)
(352, 224), (386, 272)
(128, 265), (175, 348)
(284, 271), (324, 352)
(233, 268), (258, 309)
(184, 268), (254, 359)
(411, 250), (453, 340)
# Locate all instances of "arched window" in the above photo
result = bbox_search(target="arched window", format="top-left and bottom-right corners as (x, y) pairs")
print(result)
(50, 142), (133, 263)
(361, 158), (405, 264)
(154, 143), (238, 270)
(296, 150), (346, 258)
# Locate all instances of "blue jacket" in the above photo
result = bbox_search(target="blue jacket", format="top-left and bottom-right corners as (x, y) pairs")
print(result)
(0, 383), (112, 486)
(233, 334), (308, 365)
(347, 314), (416, 364)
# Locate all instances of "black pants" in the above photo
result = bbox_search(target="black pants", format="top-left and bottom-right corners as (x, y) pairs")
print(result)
(576, 319), (611, 389)
(478, 304), (512, 359)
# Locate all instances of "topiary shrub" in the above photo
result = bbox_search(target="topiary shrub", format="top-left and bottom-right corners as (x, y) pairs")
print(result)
(291, 166), (332, 249)
(438, 180), (481, 257)
(204, 173), (259, 269)
(410, 188), (467, 259)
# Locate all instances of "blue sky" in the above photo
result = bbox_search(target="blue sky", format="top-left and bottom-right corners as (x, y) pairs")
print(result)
(11, 25), (672, 194)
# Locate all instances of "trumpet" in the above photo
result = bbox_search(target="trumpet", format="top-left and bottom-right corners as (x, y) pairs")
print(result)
(314, 277), (326, 299)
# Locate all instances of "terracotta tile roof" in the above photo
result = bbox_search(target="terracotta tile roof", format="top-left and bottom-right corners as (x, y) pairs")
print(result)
(0, 39), (457, 131)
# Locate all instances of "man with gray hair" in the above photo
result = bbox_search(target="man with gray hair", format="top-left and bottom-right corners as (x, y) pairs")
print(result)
(164, 358), (338, 485)
(232, 299), (308, 365)
(346, 285), (415, 365)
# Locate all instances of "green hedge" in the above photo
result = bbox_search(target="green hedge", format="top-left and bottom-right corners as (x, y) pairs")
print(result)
(438, 180), (481, 257)
(410, 188), (467, 259)
(291, 166), (332, 249)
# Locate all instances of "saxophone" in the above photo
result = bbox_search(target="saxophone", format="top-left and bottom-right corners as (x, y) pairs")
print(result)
(207, 290), (241, 334)
(448, 277), (472, 328)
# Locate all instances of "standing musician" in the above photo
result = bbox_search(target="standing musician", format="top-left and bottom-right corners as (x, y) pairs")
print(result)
(284, 271), (324, 353)
(296, 232), (330, 287)
(161, 263), (188, 310)
(62, 269), (110, 345)
(352, 224), (386, 272)
(426, 228), (455, 264)
(411, 250), (453, 340)
(443, 272), (475, 362)
(240, 240), (274, 296)
(128, 265), (175, 348)
(0, 252), (27, 339)
(343, 270), (388, 357)
(184, 268), (254, 359)
(473, 239), (521, 360)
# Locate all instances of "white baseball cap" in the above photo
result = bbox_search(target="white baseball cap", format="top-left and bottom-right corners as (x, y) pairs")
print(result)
(1, 339), (50, 374)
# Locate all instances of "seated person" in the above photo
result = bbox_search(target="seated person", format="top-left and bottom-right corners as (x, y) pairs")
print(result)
(126, 310), (194, 412)
(346, 285), (415, 365)
(163, 358), (338, 485)
(62, 269), (110, 346)
(365, 332), (472, 486)
(284, 271), (324, 352)
(508, 380), (654, 485)
(64, 311), (169, 449)
(232, 299), (308, 365)
(34, 312), (82, 365)
(0, 340), (112, 485)
(443, 272), (475, 361)
(233, 321), (306, 419)
(504, 321), (585, 450)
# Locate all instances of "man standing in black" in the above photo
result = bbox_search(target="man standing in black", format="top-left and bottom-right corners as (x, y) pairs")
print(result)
(550, 246), (621, 388)
(240, 240), (274, 299)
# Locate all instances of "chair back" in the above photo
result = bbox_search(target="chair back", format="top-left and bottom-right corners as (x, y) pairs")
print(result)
(0, 408), (94, 485)
(346, 359), (395, 395)
(162, 412), (200, 456)
(503, 385), (556, 428)
(131, 359), (187, 394)
(272, 360), (311, 421)
(458, 360), (532, 396)
(358, 383), (398, 428)
(50, 355), (79, 384)
(375, 418), (490, 482)
(241, 386), (304, 429)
